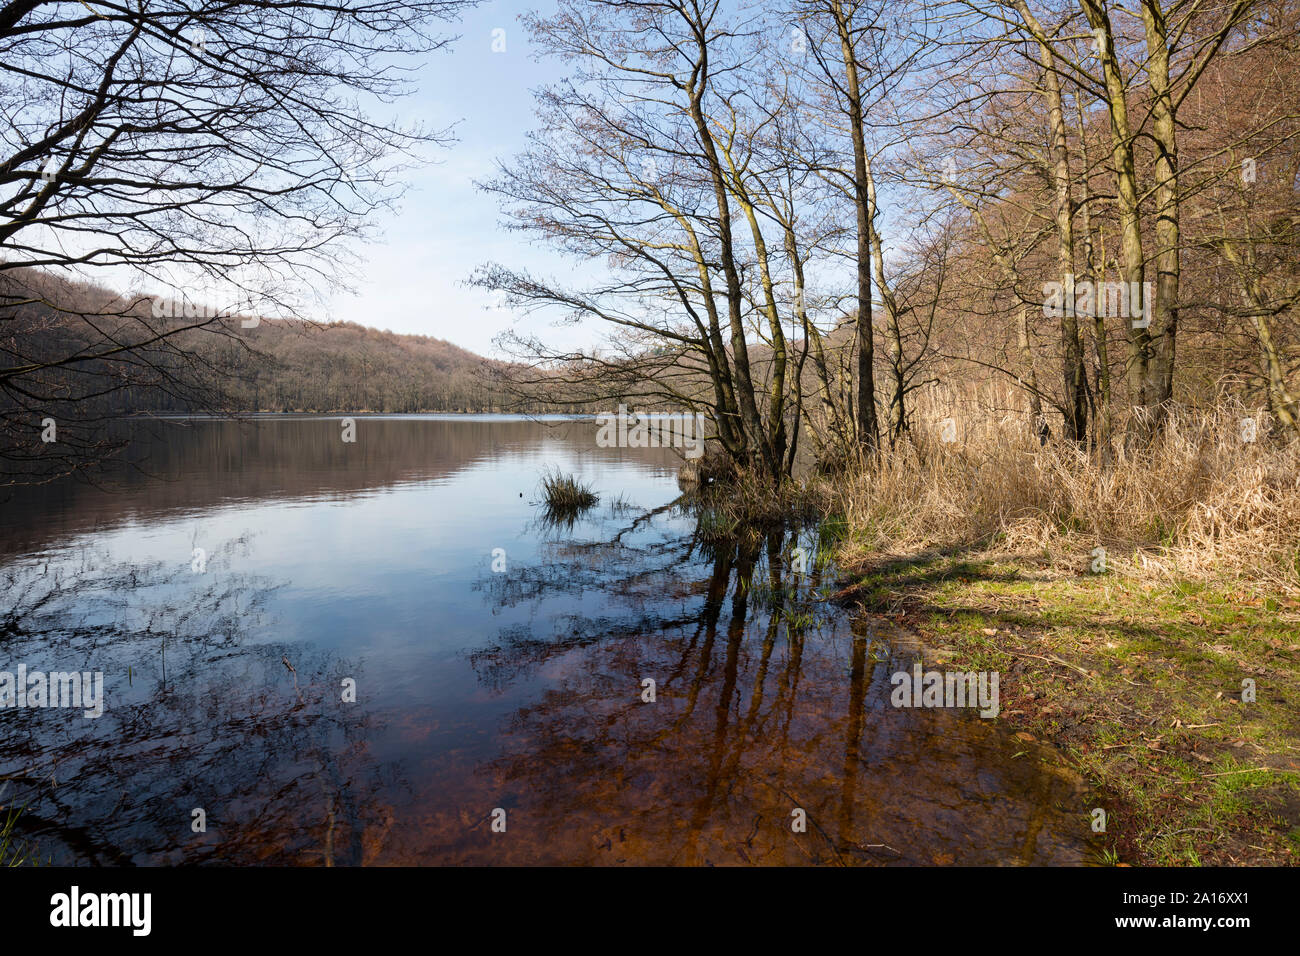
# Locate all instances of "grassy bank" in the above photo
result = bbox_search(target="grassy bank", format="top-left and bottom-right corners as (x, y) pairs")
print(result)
(817, 402), (1300, 865)
(839, 553), (1300, 864)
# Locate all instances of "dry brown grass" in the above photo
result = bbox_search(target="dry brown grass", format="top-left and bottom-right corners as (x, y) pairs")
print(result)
(830, 391), (1300, 595)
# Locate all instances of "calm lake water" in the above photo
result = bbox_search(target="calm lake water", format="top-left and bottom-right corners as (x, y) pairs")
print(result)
(0, 415), (1095, 865)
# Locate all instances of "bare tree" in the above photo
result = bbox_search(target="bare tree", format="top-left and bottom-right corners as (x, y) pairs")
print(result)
(476, 0), (816, 481)
(0, 0), (479, 484)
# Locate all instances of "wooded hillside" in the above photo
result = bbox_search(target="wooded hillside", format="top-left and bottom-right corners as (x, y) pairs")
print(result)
(0, 266), (530, 416)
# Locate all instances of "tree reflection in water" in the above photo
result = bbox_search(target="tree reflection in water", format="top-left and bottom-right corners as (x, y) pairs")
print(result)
(0, 552), (396, 865)
(466, 504), (1095, 865)
(0, 490), (1095, 865)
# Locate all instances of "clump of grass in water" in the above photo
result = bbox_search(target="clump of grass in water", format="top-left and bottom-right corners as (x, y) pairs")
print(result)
(540, 468), (599, 525)
(607, 493), (637, 517)
(694, 507), (739, 543)
(1, 804), (38, 867)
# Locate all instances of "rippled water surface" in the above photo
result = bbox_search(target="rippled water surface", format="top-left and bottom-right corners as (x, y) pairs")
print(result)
(0, 416), (1095, 864)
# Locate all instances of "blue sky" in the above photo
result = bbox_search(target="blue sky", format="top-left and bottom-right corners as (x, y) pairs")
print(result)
(323, 0), (576, 358)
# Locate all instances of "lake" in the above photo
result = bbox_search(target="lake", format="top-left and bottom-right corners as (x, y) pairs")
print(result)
(0, 415), (1095, 864)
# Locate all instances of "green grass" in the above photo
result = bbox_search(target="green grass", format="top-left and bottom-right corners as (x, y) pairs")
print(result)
(0, 805), (38, 867)
(845, 552), (1300, 865)
(694, 507), (739, 542)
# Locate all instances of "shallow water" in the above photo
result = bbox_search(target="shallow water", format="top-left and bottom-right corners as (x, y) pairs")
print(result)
(0, 416), (1095, 864)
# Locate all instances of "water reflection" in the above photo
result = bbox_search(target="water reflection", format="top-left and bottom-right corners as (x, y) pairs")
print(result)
(461, 514), (1090, 865)
(0, 417), (1094, 865)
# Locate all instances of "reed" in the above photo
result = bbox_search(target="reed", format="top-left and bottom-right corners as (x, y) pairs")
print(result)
(539, 468), (599, 518)
(831, 392), (1300, 595)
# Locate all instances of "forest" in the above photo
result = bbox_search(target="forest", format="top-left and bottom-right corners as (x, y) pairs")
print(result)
(479, 0), (1300, 475)
(0, 266), (538, 420)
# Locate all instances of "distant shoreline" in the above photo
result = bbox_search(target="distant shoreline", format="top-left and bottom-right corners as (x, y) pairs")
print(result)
(133, 411), (589, 420)
(133, 410), (703, 421)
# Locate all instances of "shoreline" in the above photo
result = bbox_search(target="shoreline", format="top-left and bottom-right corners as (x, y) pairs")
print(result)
(836, 550), (1300, 866)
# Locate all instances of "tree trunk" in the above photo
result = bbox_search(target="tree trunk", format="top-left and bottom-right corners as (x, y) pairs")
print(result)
(1080, 1), (1152, 442)
(832, 0), (880, 458)
(1140, 0), (1180, 427)
(1014, 0), (1087, 444)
